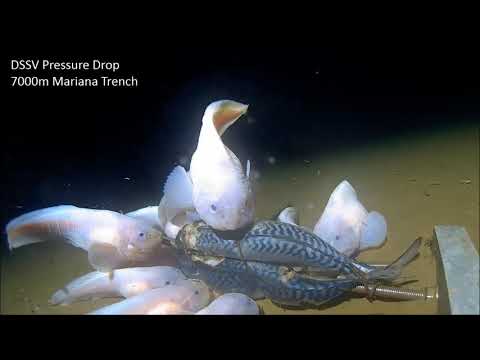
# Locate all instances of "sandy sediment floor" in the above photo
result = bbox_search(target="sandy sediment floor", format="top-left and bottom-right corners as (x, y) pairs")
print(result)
(1, 124), (478, 314)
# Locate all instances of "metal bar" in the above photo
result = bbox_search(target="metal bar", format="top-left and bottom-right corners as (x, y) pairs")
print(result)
(434, 225), (479, 315)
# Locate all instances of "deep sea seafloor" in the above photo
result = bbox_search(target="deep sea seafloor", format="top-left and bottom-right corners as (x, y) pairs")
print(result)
(2, 122), (477, 314)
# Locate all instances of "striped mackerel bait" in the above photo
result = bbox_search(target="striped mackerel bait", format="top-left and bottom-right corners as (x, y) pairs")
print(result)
(174, 221), (421, 282)
(176, 251), (361, 306)
(172, 221), (421, 306)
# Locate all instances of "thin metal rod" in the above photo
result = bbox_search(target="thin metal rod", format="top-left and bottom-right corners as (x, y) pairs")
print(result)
(350, 285), (438, 301)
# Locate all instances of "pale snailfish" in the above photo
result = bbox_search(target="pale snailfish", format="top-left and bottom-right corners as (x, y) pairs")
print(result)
(195, 293), (260, 315)
(49, 266), (189, 306)
(88, 280), (211, 315)
(313, 180), (387, 257)
(6, 205), (165, 272)
(160, 100), (255, 240)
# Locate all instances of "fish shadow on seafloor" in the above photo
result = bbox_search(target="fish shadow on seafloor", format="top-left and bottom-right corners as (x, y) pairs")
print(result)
(391, 279), (419, 287)
(211, 224), (255, 241)
(271, 293), (354, 312)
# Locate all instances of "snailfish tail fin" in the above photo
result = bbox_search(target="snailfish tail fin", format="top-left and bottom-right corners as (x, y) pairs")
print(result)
(277, 207), (299, 226)
(5, 205), (78, 250)
(49, 271), (109, 305)
(366, 237), (422, 282)
(386, 237), (422, 270)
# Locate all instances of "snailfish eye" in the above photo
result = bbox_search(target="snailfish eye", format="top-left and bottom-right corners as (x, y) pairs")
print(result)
(139, 232), (145, 237)
(210, 204), (217, 213)
(194, 290), (199, 295)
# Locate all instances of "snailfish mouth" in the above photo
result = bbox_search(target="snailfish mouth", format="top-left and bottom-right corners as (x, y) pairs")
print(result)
(127, 243), (145, 253)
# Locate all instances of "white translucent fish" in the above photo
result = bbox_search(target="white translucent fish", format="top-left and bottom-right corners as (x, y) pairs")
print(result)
(126, 206), (163, 231)
(191, 100), (255, 230)
(6, 205), (165, 272)
(313, 181), (387, 257)
(196, 293), (259, 315)
(49, 266), (188, 305)
(161, 100), (255, 235)
(89, 280), (210, 315)
(359, 211), (388, 252)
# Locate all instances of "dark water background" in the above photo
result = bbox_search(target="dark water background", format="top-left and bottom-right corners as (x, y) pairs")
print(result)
(3, 46), (478, 234)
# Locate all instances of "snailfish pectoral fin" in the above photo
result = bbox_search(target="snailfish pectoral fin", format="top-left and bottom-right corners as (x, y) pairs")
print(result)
(163, 166), (194, 210)
(88, 243), (126, 272)
(277, 207), (299, 226)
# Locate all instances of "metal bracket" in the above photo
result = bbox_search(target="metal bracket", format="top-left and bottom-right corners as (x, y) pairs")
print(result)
(434, 225), (479, 315)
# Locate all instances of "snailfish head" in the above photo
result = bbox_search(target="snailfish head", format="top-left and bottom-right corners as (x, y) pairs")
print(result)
(195, 181), (255, 231)
(125, 223), (164, 255)
(182, 280), (211, 312)
(203, 100), (249, 136)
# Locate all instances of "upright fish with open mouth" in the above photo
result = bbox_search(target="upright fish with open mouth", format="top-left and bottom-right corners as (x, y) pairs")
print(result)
(160, 100), (255, 238)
